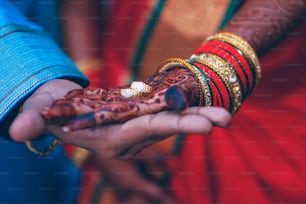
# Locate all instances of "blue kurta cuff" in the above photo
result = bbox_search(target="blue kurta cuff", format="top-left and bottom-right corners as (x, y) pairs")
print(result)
(0, 24), (89, 123)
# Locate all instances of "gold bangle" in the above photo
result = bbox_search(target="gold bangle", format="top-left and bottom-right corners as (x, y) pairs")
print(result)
(25, 138), (59, 156)
(206, 32), (261, 87)
(190, 53), (242, 113)
(159, 58), (212, 107)
(191, 53), (243, 105)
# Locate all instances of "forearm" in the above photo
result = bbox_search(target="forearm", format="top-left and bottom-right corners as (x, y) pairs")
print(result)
(0, 1), (88, 124)
(223, 0), (306, 56)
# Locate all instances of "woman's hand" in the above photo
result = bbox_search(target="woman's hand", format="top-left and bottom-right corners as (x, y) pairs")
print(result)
(40, 68), (200, 131)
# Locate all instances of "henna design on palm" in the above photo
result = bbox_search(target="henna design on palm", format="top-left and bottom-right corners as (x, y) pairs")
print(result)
(41, 68), (199, 131)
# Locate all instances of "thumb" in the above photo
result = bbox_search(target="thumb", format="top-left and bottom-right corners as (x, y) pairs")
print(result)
(9, 92), (54, 142)
(9, 79), (82, 142)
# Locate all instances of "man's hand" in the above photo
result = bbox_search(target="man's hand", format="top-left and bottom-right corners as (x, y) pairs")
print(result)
(9, 79), (82, 141)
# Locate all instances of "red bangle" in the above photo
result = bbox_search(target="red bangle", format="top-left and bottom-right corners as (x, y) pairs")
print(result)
(194, 62), (232, 111)
(207, 75), (223, 107)
(196, 44), (247, 99)
(194, 40), (255, 95)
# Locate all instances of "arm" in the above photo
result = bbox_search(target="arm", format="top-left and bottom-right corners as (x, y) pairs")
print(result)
(223, 0), (306, 56)
(14, 0), (306, 159)
(0, 0), (88, 138)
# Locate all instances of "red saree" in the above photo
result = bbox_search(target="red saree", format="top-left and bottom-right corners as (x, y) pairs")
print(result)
(78, 1), (306, 203)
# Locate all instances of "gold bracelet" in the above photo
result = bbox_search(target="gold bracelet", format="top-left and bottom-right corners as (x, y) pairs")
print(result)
(190, 53), (242, 113)
(191, 53), (243, 110)
(19, 105), (59, 156)
(159, 58), (212, 107)
(206, 32), (261, 88)
(25, 138), (59, 156)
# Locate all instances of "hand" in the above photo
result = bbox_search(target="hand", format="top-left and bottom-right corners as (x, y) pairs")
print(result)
(41, 68), (200, 131)
(9, 79), (83, 142)
(93, 148), (176, 204)
(46, 106), (231, 159)
(9, 77), (231, 160)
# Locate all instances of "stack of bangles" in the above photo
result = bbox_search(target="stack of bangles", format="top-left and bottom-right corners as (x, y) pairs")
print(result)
(159, 32), (261, 114)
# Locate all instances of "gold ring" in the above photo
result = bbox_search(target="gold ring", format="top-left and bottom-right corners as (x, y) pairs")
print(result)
(120, 88), (137, 98)
(130, 81), (153, 93)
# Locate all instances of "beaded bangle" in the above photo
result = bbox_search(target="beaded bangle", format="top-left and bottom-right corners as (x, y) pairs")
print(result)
(190, 53), (242, 113)
(201, 40), (255, 93)
(159, 58), (212, 106)
(198, 40), (251, 95)
(194, 62), (231, 111)
(196, 43), (247, 99)
(205, 32), (261, 87)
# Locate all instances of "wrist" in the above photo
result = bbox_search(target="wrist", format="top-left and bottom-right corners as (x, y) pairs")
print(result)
(158, 32), (261, 114)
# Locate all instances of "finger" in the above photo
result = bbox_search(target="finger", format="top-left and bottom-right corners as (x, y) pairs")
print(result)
(135, 180), (176, 204)
(95, 156), (175, 203)
(47, 107), (229, 159)
(165, 85), (187, 111)
(62, 102), (139, 131)
(184, 106), (232, 128)
(117, 137), (170, 160)
(9, 92), (54, 142)
(114, 108), (231, 158)
(10, 79), (82, 142)
(134, 146), (169, 161)
(41, 101), (95, 126)
(110, 113), (214, 156)
(65, 88), (107, 99)
(123, 195), (148, 204)
(106, 161), (174, 204)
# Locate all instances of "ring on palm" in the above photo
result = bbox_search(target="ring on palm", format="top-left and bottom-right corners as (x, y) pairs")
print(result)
(120, 81), (153, 98)
(131, 81), (152, 93)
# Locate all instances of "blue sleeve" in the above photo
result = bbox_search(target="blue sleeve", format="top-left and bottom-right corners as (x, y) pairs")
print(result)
(0, 1), (89, 123)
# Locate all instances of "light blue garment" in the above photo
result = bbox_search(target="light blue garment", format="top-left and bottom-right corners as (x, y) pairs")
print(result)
(0, 0), (88, 203)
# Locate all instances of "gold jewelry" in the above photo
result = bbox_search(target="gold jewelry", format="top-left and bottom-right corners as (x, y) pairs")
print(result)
(120, 81), (153, 98)
(190, 53), (242, 113)
(25, 138), (59, 156)
(120, 88), (137, 98)
(206, 32), (261, 87)
(130, 81), (153, 93)
(159, 58), (212, 106)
